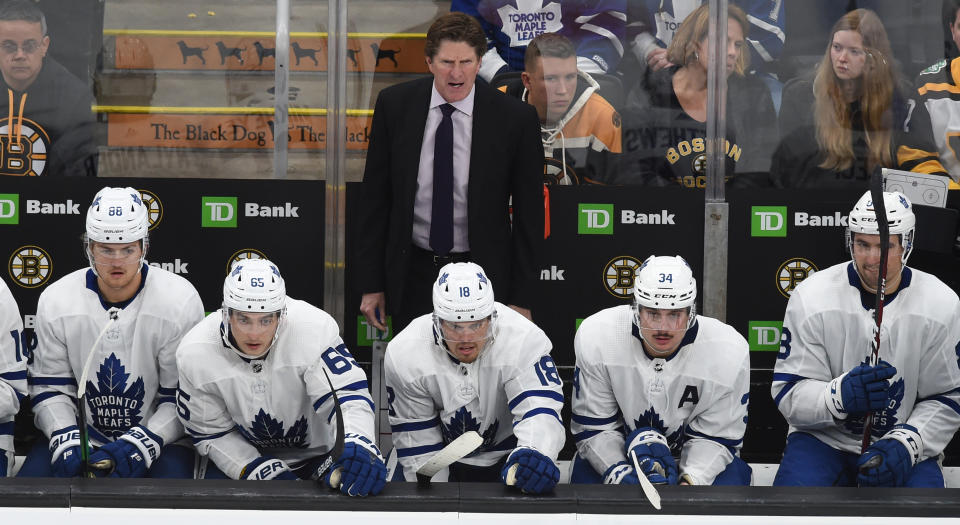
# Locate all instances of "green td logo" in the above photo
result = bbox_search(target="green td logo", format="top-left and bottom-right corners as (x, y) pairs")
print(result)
(0, 194), (18, 224)
(751, 206), (787, 237)
(748, 321), (783, 351)
(578, 204), (613, 235)
(357, 315), (392, 346)
(201, 196), (237, 228)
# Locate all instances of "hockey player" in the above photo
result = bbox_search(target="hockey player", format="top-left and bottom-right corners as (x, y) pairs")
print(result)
(451, 0), (626, 82)
(571, 255), (752, 486)
(772, 191), (960, 487)
(385, 262), (564, 493)
(1, 278), (27, 476)
(176, 259), (386, 496)
(498, 32), (621, 185)
(19, 186), (204, 478)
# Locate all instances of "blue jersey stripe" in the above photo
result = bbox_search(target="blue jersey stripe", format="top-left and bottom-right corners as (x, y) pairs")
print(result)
(32, 391), (70, 405)
(572, 429), (602, 443)
(0, 421), (13, 436)
(686, 428), (742, 451)
(514, 407), (561, 426)
(918, 394), (960, 416)
(327, 396), (375, 423)
(0, 370), (26, 381)
(28, 376), (78, 386)
(772, 373), (807, 383)
(157, 386), (177, 395)
(571, 412), (621, 426)
(190, 427), (235, 444)
(391, 417), (441, 433)
(507, 389), (564, 410)
(396, 442), (444, 458)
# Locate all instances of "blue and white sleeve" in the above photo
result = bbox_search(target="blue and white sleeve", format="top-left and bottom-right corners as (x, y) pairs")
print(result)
(571, 330), (626, 479)
(29, 292), (80, 440)
(0, 281), (26, 453)
(567, 0), (627, 75)
(742, 0), (785, 69)
(383, 348), (443, 480)
(503, 334), (565, 461)
(306, 339), (376, 445)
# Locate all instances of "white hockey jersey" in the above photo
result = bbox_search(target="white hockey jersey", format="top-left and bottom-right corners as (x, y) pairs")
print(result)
(384, 303), (565, 481)
(176, 298), (376, 480)
(572, 305), (750, 485)
(0, 278), (27, 454)
(30, 265), (204, 448)
(772, 263), (960, 459)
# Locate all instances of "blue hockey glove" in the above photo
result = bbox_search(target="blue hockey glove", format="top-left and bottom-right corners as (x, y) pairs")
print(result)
(602, 461), (640, 485)
(319, 434), (386, 496)
(49, 427), (82, 478)
(827, 361), (897, 418)
(241, 456), (298, 480)
(502, 447), (560, 494)
(625, 427), (678, 485)
(88, 426), (164, 478)
(857, 425), (922, 487)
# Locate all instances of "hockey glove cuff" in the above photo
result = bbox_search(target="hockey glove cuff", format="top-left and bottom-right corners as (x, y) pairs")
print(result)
(502, 447), (560, 494)
(827, 361), (896, 419)
(602, 461), (640, 485)
(321, 433), (386, 496)
(49, 426), (82, 477)
(857, 424), (922, 487)
(88, 426), (164, 477)
(241, 456), (298, 480)
(625, 427), (678, 485)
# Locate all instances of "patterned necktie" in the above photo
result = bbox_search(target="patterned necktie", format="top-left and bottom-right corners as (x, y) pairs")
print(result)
(430, 103), (456, 256)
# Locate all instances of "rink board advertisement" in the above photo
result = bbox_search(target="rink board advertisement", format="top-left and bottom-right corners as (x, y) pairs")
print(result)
(1, 177), (324, 324)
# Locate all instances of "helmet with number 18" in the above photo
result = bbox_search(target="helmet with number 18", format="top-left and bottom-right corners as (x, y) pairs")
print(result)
(432, 262), (498, 364)
(632, 255), (698, 358)
(222, 258), (287, 359)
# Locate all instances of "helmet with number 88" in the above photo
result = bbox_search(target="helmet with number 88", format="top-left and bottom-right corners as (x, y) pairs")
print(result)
(432, 262), (498, 361)
(632, 255), (697, 332)
(84, 186), (150, 276)
(846, 190), (915, 265)
(222, 259), (287, 358)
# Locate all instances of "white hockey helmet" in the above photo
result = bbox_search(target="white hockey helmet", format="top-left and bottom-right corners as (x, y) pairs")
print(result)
(632, 255), (697, 331)
(84, 187), (149, 275)
(431, 262), (498, 354)
(221, 259), (287, 358)
(846, 190), (915, 264)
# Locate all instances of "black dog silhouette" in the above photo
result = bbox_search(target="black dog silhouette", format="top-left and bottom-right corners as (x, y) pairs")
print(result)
(253, 42), (275, 65)
(345, 48), (360, 67)
(370, 43), (400, 67)
(291, 42), (320, 66)
(176, 40), (207, 65)
(215, 41), (245, 65)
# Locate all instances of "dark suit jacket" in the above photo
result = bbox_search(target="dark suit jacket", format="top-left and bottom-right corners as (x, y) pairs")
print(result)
(355, 76), (544, 312)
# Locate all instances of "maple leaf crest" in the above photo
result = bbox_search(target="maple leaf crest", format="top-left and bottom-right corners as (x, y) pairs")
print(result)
(85, 353), (145, 440)
(239, 409), (309, 449)
(496, 0), (562, 48)
(633, 407), (685, 454)
(441, 407), (501, 452)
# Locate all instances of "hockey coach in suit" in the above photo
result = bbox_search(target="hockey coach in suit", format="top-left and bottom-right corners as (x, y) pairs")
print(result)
(355, 12), (544, 334)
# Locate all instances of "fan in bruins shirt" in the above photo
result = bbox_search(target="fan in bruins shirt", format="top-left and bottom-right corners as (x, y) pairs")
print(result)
(617, 4), (777, 188)
(0, 0), (96, 177)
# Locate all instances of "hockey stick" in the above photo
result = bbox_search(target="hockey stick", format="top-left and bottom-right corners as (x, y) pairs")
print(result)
(317, 367), (345, 487)
(630, 449), (663, 510)
(860, 170), (890, 455)
(76, 307), (121, 477)
(416, 430), (482, 487)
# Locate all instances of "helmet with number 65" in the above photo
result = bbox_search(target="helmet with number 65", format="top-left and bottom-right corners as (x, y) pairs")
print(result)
(222, 259), (287, 358)
(432, 262), (498, 362)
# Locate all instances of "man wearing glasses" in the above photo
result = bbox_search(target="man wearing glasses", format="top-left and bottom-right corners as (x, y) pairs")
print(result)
(19, 187), (204, 477)
(0, 0), (96, 177)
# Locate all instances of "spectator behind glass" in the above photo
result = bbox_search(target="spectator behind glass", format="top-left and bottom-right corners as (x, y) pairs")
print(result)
(496, 32), (621, 185)
(616, 3), (777, 188)
(451, 0), (626, 82)
(773, 9), (948, 188)
(0, 0), (96, 177)
(914, 0), (960, 183)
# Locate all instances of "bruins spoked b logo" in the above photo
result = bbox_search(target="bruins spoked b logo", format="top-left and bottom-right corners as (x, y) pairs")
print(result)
(0, 117), (51, 176)
(777, 258), (818, 298)
(603, 255), (643, 299)
(138, 189), (163, 230)
(9, 245), (52, 288)
(226, 248), (267, 274)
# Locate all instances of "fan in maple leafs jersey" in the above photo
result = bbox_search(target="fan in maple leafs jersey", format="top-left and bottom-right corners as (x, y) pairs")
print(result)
(385, 263), (564, 493)
(176, 259), (385, 496)
(571, 255), (752, 486)
(452, 0), (625, 82)
(21, 187), (205, 478)
(772, 191), (960, 488)
(0, 278), (27, 477)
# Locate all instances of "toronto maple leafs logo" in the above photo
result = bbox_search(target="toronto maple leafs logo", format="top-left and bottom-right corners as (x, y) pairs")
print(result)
(239, 409), (309, 450)
(497, 0), (562, 47)
(633, 407), (685, 455)
(85, 353), (144, 440)
(844, 378), (905, 437)
(441, 407), (499, 451)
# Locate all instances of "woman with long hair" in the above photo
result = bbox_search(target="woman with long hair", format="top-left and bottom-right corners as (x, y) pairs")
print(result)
(616, 3), (778, 187)
(773, 9), (947, 187)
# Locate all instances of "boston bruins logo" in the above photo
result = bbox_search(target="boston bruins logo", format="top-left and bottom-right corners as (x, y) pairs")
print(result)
(226, 249), (267, 274)
(543, 157), (579, 185)
(9, 245), (52, 288)
(603, 255), (642, 299)
(0, 117), (51, 176)
(777, 258), (818, 298)
(138, 189), (163, 230)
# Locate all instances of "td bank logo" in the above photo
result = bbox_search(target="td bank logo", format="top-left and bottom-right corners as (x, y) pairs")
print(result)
(0, 194), (18, 224)
(202, 196), (237, 228)
(751, 206), (787, 237)
(748, 321), (782, 351)
(578, 204), (613, 235)
(357, 316), (393, 346)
